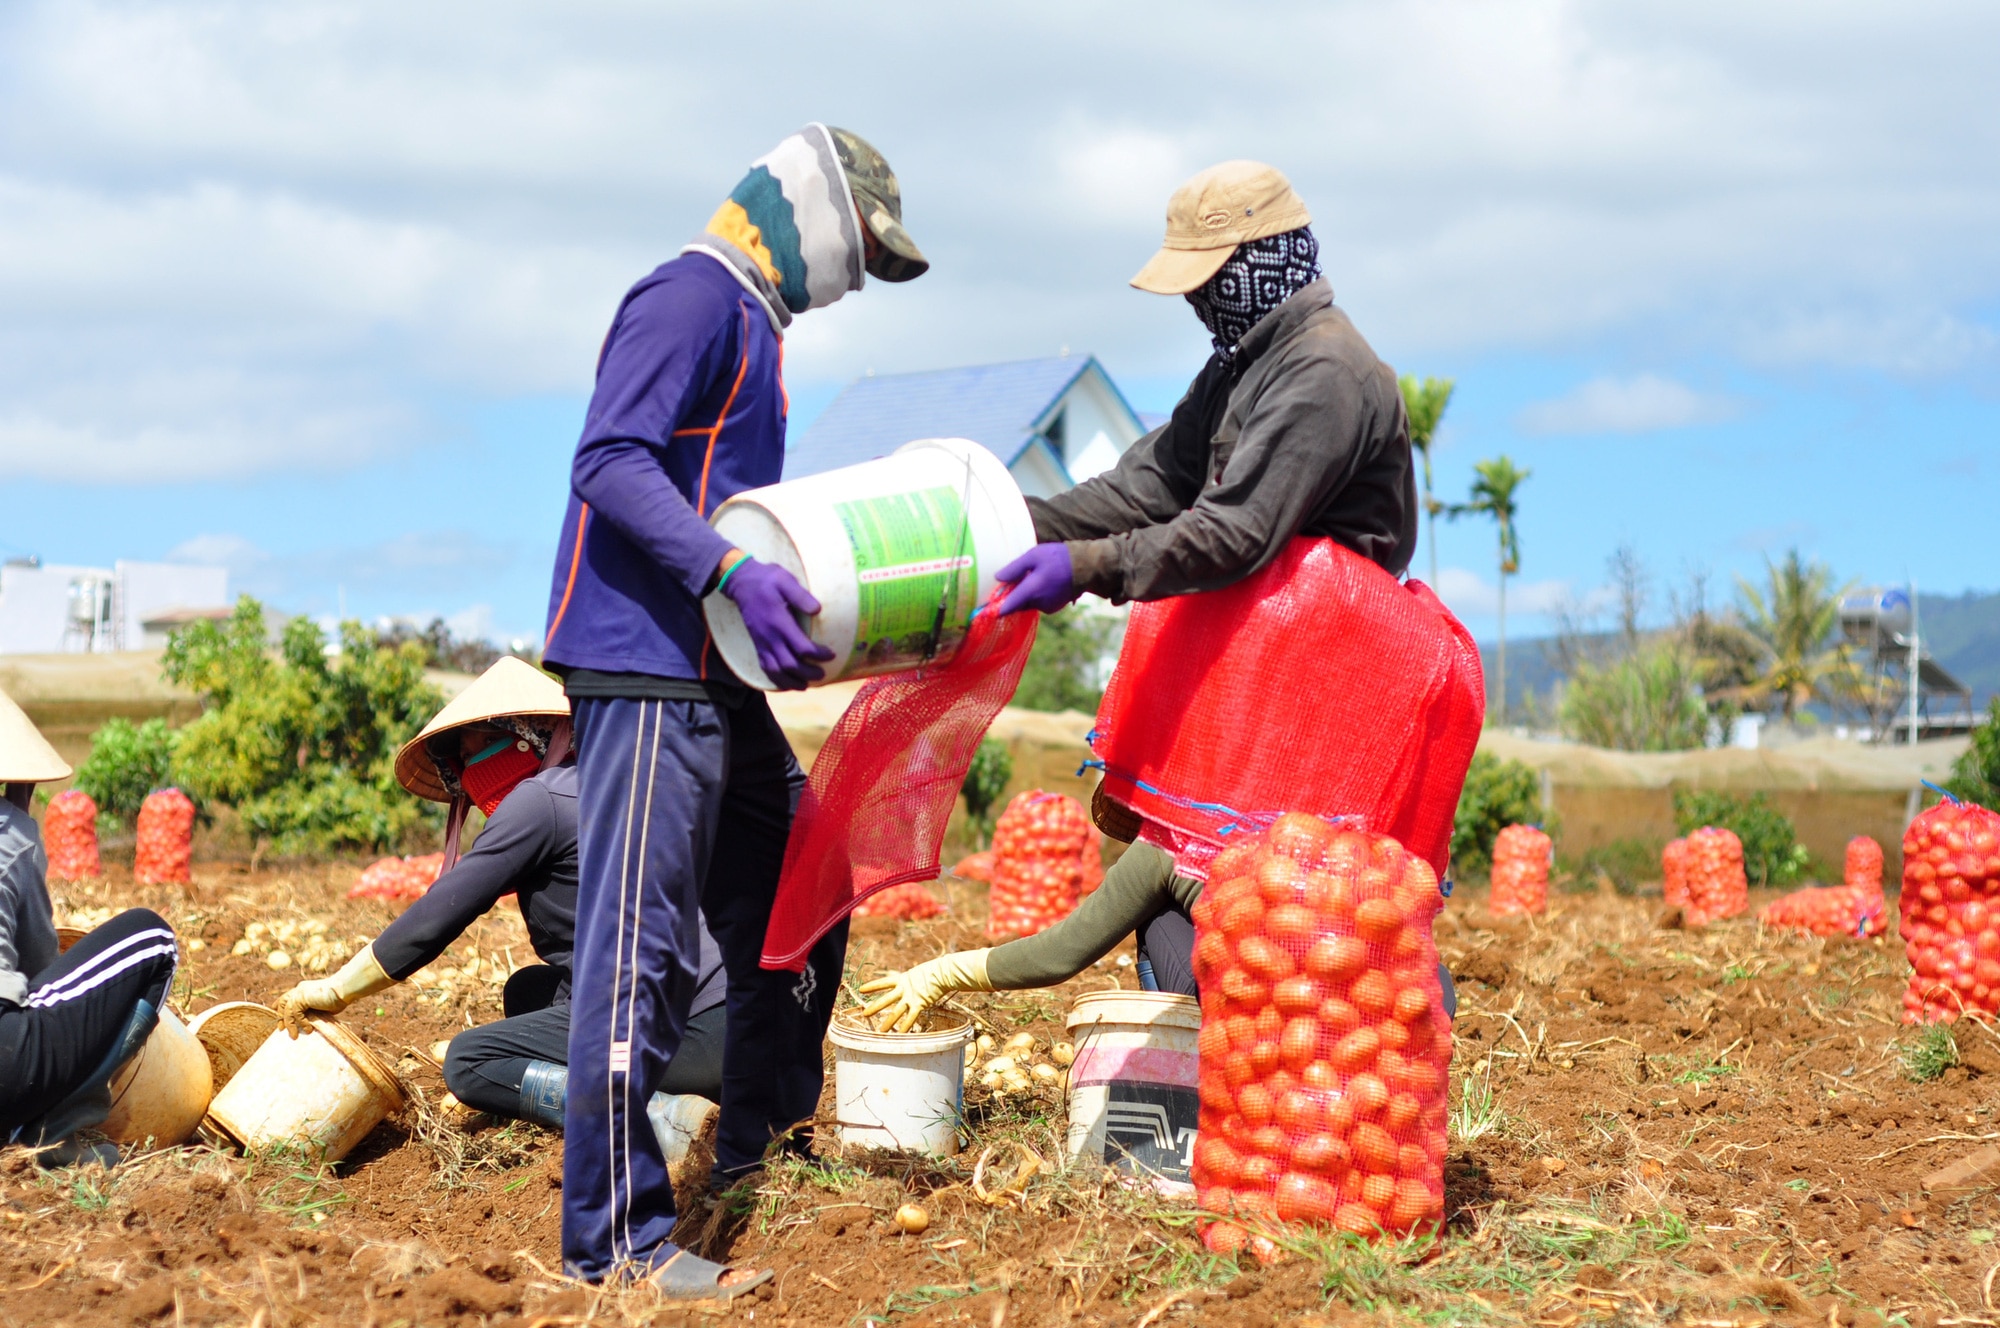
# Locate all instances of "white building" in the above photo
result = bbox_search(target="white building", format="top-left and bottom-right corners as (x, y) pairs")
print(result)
(0, 559), (230, 654)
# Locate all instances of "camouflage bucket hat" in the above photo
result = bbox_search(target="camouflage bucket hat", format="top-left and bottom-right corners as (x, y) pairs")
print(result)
(827, 126), (929, 283)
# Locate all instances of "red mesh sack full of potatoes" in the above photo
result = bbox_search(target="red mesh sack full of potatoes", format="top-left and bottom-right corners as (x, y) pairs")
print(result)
(43, 789), (102, 881)
(1681, 827), (1748, 926)
(985, 790), (1094, 940)
(1662, 837), (1689, 911)
(1846, 835), (1885, 889)
(1488, 824), (1551, 916)
(1189, 814), (1450, 1258)
(347, 853), (446, 902)
(134, 788), (195, 885)
(1899, 800), (2000, 1024)
(1759, 882), (1887, 939)
(851, 881), (946, 921)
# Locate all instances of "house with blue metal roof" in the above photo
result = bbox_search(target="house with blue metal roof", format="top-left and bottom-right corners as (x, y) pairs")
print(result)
(785, 354), (1152, 499)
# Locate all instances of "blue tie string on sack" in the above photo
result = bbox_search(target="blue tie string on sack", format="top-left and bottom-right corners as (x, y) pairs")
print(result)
(1922, 779), (1963, 806)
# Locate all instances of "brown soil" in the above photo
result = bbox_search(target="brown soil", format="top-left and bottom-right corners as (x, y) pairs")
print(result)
(1, 865), (1995, 1327)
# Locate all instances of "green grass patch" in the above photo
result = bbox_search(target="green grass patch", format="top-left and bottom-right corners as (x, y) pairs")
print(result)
(1901, 1024), (1959, 1083)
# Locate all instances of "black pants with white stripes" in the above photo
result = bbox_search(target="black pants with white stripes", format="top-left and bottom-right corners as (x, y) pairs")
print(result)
(0, 909), (177, 1133)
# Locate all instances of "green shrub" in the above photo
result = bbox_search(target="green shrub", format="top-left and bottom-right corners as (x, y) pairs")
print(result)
(1559, 640), (1709, 751)
(1011, 605), (1115, 714)
(1450, 752), (1544, 879)
(1563, 837), (1666, 895)
(960, 738), (1014, 848)
(162, 597), (445, 857)
(73, 717), (182, 829)
(1944, 698), (2000, 808)
(1671, 788), (1810, 887)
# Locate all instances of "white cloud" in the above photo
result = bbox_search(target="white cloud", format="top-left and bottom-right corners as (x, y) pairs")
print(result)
(166, 530), (515, 600)
(1434, 566), (1581, 620)
(1516, 374), (1739, 436)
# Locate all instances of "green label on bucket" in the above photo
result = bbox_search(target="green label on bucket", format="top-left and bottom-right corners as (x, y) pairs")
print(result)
(836, 485), (977, 666)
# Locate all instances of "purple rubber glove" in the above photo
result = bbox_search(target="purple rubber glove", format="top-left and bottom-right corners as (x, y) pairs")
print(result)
(721, 558), (835, 690)
(995, 543), (1080, 617)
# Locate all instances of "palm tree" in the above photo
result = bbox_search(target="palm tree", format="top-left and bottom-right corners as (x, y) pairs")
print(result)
(1397, 375), (1455, 587)
(1736, 550), (1859, 720)
(1450, 456), (1530, 724)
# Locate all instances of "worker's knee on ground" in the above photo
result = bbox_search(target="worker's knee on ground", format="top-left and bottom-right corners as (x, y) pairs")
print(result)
(441, 1029), (520, 1113)
(502, 965), (563, 1018)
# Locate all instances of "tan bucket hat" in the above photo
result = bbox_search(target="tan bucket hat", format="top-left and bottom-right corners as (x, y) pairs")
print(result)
(394, 657), (568, 803)
(1130, 160), (1313, 296)
(0, 686), (71, 784)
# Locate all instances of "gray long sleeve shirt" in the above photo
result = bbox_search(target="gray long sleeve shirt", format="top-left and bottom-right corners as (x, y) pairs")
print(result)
(0, 801), (59, 1008)
(1027, 279), (1417, 603)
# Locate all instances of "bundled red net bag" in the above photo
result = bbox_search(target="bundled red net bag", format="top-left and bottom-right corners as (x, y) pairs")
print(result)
(134, 788), (195, 885)
(1682, 827), (1748, 926)
(1662, 837), (1690, 910)
(1846, 835), (1885, 888)
(1488, 824), (1551, 916)
(348, 852), (446, 902)
(851, 881), (946, 921)
(986, 790), (1094, 939)
(762, 600), (1038, 970)
(1091, 539), (1482, 880)
(1190, 814), (1450, 1259)
(43, 789), (101, 881)
(1899, 799), (2000, 1024)
(1759, 883), (1887, 939)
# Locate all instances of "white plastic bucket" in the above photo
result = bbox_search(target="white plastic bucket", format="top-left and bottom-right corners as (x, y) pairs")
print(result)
(704, 438), (1036, 690)
(828, 1012), (973, 1156)
(205, 1014), (407, 1161)
(1064, 991), (1202, 1193)
(102, 1007), (213, 1148)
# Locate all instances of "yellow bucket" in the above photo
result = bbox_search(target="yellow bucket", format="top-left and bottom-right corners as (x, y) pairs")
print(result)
(101, 1006), (213, 1148)
(205, 1014), (408, 1161)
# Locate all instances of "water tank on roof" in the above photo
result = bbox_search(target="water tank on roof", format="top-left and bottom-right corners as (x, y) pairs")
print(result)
(1840, 587), (1910, 652)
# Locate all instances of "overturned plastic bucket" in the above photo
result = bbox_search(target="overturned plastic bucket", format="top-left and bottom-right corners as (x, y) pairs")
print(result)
(828, 1012), (973, 1157)
(187, 1000), (283, 1147)
(1064, 991), (1201, 1194)
(704, 438), (1036, 690)
(102, 1006), (213, 1148)
(204, 1013), (407, 1161)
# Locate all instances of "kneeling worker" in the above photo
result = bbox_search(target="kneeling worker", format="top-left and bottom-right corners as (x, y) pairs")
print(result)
(0, 690), (179, 1166)
(275, 659), (726, 1134)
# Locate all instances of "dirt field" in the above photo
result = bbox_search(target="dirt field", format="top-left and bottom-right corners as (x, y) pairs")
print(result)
(2, 861), (1995, 1328)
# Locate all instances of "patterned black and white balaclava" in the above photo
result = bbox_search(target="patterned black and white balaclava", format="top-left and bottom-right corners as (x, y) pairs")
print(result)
(1185, 225), (1323, 360)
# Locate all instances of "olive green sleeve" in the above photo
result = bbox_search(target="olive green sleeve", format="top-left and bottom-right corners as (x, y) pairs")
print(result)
(984, 842), (1204, 989)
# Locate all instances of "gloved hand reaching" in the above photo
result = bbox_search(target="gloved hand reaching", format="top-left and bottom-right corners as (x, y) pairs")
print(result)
(720, 556), (835, 690)
(996, 543), (1079, 617)
(274, 943), (393, 1031)
(856, 949), (995, 1032)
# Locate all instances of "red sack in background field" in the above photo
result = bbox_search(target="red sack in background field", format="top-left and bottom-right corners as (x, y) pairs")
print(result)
(1488, 824), (1551, 916)
(1760, 883), (1887, 939)
(1091, 539), (1483, 880)
(1846, 835), (1885, 889)
(1662, 837), (1689, 911)
(950, 851), (996, 883)
(1682, 827), (1748, 926)
(986, 791), (1093, 939)
(1899, 800), (2000, 1024)
(348, 853), (445, 902)
(761, 601), (1037, 971)
(1190, 814), (1450, 1258)
(43, 789), (101, 881)
(134, 788), (195, 885)
(851, 881), (946, 921)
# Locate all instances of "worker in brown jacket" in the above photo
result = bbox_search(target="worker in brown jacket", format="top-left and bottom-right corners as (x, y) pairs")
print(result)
(995, 159), (1415, 613)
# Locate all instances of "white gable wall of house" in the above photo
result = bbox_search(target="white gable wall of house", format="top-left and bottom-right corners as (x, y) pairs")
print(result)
(1006, 437), (1074, 502)
(1033, 363), (1147, 485)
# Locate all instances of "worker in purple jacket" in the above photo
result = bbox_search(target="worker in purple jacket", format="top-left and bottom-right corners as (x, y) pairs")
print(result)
(540, 124), (926, 1297)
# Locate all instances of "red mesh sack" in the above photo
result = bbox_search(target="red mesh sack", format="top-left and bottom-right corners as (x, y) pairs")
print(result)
(1488, 824), (1551, 917)
(1683, 827), (1748, 926)
(1189, 814), (1450, 1258)
(1899, 800), (2000, 1024)
(1662, 837), (1689, 910)
(134, 788), (195, 885)
(986, 790), (1093, 939)
(43, 789), (101, 881)
(1846, 835), (1885, 889)
(950, 851), (996, 883)
(851, 881), (946, 920)
(348, 852), (445, 902)
(1091, 539), (1482, 880)
(1759, 883), (1887, 939)
(761, 601), (1038, 971)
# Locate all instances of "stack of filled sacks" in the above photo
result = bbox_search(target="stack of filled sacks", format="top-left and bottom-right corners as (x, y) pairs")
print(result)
(1759, 835), (1888, 938)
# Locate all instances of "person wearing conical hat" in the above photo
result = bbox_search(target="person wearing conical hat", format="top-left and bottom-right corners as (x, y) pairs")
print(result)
(273, 659), (731, 1146)
(0, 688), (179, 1168)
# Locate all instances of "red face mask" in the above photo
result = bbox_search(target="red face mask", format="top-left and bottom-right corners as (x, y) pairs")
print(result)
(460, 737), (540, 815)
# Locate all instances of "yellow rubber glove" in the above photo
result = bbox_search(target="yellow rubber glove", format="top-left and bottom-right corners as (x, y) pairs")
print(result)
(274, 943), (394, 1028)
(856, 949), (994, 1032)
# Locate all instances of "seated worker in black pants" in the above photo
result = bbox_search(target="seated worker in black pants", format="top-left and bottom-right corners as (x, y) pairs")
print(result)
(274, 660), (725, 1147)
(0, 689), (178, 1167)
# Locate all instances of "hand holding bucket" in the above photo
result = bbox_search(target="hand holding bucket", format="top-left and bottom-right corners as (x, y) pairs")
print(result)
(718, 557), (835, 691)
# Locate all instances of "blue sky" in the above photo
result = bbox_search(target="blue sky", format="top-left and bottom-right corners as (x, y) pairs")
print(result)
(2, 2), (1996, 647)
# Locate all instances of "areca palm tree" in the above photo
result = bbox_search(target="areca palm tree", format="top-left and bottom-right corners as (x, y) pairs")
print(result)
(1736, 550), (1859, 720)
(1398, 375), (1456, 587)
(1450, 456), (1530, 724)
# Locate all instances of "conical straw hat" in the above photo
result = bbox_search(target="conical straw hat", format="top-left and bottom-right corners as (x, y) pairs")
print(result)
(395, 657), (568, 803)
(0, 686), (72, 784)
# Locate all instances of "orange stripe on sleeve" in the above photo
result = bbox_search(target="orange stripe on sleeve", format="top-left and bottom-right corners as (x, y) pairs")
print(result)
(544, 503), (590, 647)
(695, 306), (753, 519)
